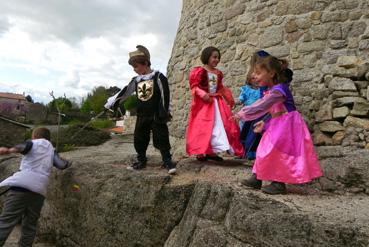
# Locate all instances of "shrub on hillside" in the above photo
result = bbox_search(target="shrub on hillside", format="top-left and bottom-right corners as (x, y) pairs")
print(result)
(51, 125), (111, 152)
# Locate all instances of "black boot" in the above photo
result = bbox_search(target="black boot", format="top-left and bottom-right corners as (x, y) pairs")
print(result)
(161, 150), (177, 175)
(196, 155), (208, 162)
(261, 182), (286, 195)
(240, 173), (262, 189)
(128, 153), (147, 170)
(206, 154), (223, 161)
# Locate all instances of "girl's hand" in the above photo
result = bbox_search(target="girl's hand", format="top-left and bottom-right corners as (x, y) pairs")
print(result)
(0, 147), (10, 155)
(203, 93), (213, 103)
(230, 114), (240, 122)
(234, 99), (242, 106)
(253, 121), (265, 133)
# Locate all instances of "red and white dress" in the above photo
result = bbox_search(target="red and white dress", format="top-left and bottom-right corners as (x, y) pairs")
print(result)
(186, 67), (244, 157)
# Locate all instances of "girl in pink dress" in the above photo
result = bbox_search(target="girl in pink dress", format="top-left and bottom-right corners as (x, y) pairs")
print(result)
(235, 54), (323, 194)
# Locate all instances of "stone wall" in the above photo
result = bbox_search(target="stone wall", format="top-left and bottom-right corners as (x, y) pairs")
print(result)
(0, 119), (29, 147)
(167, 0), (369, 148)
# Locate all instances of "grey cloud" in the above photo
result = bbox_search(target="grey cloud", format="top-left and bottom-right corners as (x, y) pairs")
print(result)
(0, 0), (182, 44)
(0, 17), (10, 36)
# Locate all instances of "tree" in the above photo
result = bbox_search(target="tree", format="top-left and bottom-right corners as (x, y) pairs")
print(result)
(106, 86), (121, 96)
(80, 98), (92, 113)
(48, 97), (72, 113)
(25, 95), (34, 103)
(89, 86), (109, 113)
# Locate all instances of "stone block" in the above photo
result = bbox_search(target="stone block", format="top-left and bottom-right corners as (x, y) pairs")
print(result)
(311, 25), (329, 40)
(316, 102), (333, 122)
(332, 131), (346, 145)
(260, 26), (283, 48)
(354, 81), (369, 89)
(265, 45), (290, 58)
(328, 77), (357, 91)
(328, 40), (347, 49)
(332, 91), (359, 99)
(333, 97), (367, 107)
(337, 56), (362, 69)
(333, 106), (350, 119)
(313, 129), (333, 145)
(285, 19), (298, 33)
(286, 31), (303, 43)
(344, 116), (369, 130)
(351, 102), (369, 116)
(348, 22), (367, 37)
(297, 41), (325, 53)
(224, 4), (246, 20)
(319, 121), (345, 132)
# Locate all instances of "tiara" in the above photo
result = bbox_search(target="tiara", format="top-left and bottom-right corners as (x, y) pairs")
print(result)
(256, 50), (270, 57)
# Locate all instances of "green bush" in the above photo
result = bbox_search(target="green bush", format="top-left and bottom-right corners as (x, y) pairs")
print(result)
(67, 119), (83, 126)
(90, 119), (114, 129)
(51, 125), (111, 152)
(123, 95), (138, 111)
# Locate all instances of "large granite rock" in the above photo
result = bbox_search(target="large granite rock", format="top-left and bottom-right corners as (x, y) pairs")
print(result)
(2, 137), (369, 247)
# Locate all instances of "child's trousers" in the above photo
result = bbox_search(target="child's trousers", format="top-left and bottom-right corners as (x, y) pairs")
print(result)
(134, 116), (171, 159)
(0, 189), (44, 247)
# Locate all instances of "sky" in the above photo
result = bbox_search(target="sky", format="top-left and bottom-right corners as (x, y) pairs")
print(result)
(0, 0), (182, 104)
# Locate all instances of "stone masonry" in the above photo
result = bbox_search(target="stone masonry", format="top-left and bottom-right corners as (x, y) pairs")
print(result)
(166, 0), (369, 149)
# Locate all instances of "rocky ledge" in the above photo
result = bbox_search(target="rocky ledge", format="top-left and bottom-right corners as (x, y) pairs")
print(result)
(0, 135), (368, 247)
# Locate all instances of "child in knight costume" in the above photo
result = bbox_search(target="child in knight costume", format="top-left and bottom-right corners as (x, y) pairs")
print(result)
(104, 45), (176, 174)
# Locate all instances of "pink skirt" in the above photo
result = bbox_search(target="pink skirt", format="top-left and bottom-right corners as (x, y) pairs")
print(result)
(253, 111), (323, 184)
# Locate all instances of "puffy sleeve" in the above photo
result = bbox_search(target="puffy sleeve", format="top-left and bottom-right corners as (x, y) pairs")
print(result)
(236, 90), (285, 121)
(158, 73), (170, 112)
(189, 67), (208, 98)
(239, 86), (248, 105)
(189, 67), (206, 90)
(219, 86), (235, 108)
(216, 70), (224, 91)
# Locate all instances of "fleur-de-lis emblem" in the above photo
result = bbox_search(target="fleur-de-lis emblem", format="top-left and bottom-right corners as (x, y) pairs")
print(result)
(137, 79), (154, 101)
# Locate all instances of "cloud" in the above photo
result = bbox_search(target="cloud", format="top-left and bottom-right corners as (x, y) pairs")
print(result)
(0, 17), (10, 36)
(60, 70), (80, 88)
(0, 0), (181, 44)
(0, 0), (182, 103)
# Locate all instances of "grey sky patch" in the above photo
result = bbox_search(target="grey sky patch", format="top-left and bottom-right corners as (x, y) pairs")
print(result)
(0, 17), (10, 36)
(0, 0), (181, 44)
(0, 0), (182, 103)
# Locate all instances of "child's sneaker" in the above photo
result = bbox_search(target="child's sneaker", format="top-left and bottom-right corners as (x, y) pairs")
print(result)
(165, 161), (176, 175)
(127, 161), (146, 170)
(261, 182), (286, 195)
(240, 173), (262, 189)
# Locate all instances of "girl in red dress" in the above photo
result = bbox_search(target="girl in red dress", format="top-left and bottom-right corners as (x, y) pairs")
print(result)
(186, 46), (244, 161)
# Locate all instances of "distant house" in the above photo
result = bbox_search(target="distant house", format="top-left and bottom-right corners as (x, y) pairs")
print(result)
(0, 92), (28, 120)
(0, 114), (31, 147)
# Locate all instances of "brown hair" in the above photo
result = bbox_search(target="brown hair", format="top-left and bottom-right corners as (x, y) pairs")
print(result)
(246, 50), (271, 84)
(200, 46), (221, 65)
(32, 127), (51, 141)
(254, 56), (289, 85)
(128, 45), (151, 66)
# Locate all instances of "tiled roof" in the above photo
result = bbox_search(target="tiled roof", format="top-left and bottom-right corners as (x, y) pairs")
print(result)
(0, 92), (26, 101)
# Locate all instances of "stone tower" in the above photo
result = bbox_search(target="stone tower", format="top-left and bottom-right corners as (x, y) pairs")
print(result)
(167, 0), (369, 148)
